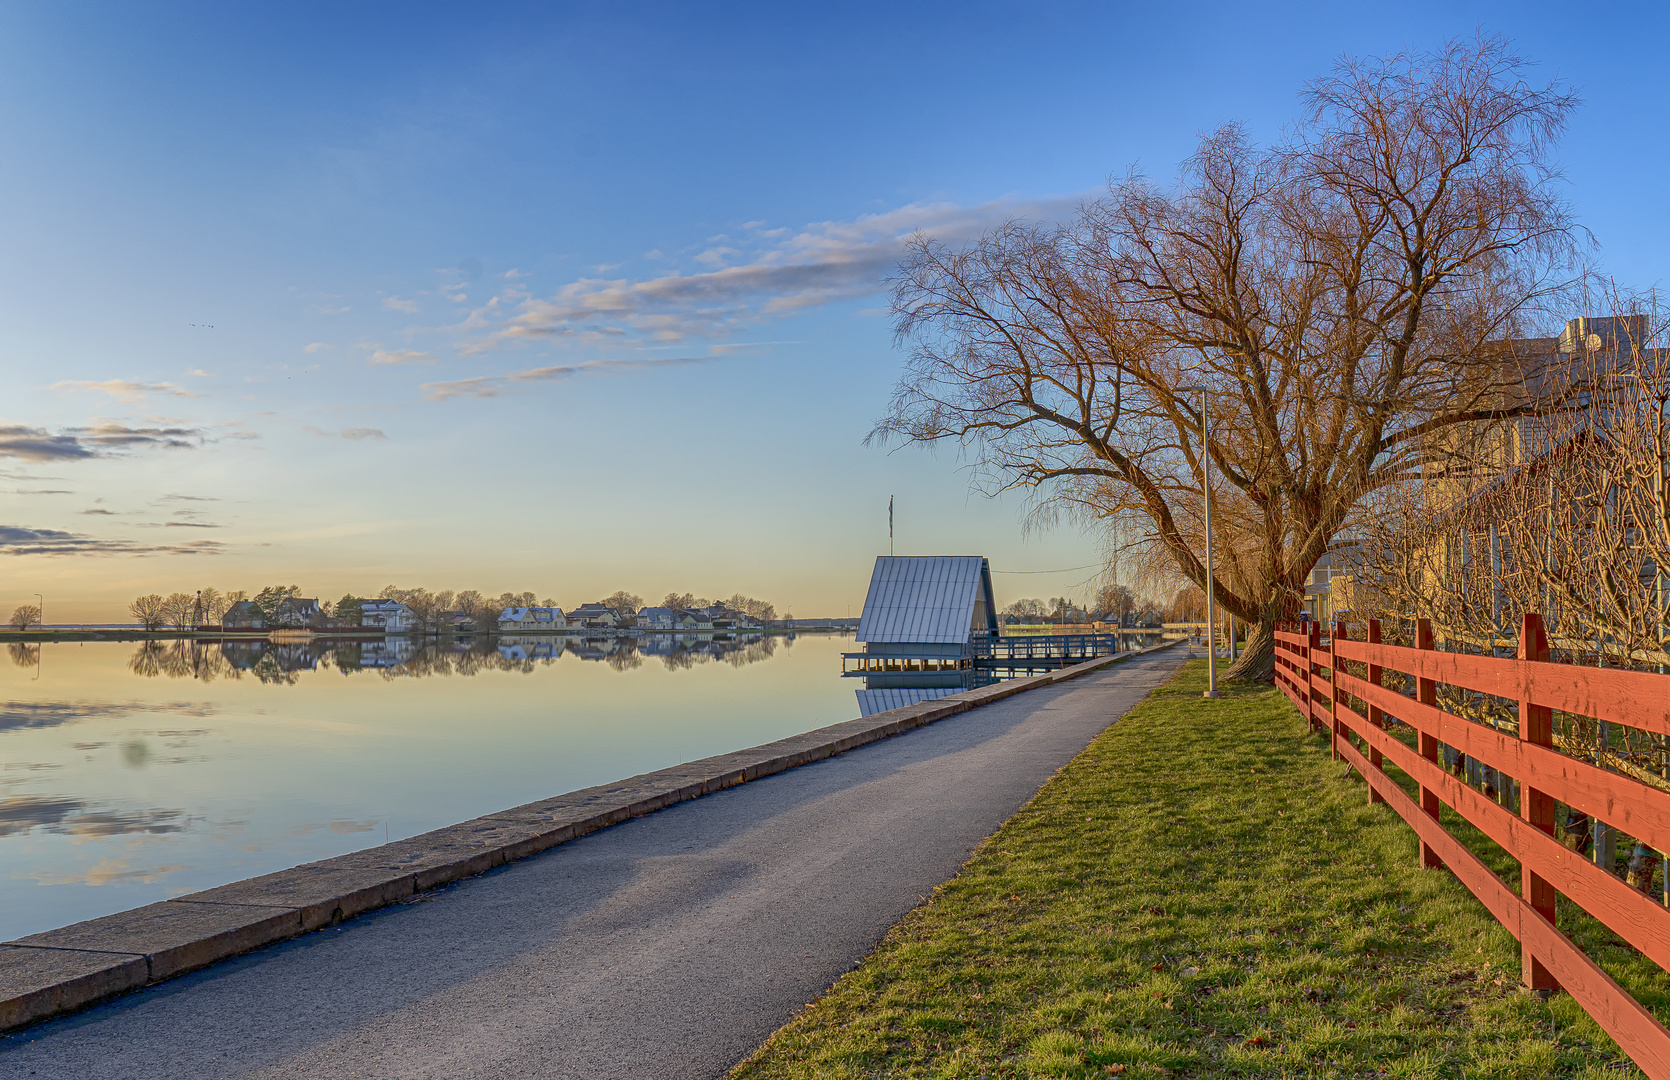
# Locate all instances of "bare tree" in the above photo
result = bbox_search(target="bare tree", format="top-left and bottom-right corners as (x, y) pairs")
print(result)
(601, 591), (644, 616)
(198, 587), (227, 626)
(725, 594), (777, 622)
(874, 38), (1578, 680)
(1165, 585), (1207, 623)
(496, 591), (538, 612)
(130, 594), (167, 631)
(9, 604), (41, 631)
(162, 592), (196, 632)
(1095, 583), (1138, 625)
(457, 590), (502, 630)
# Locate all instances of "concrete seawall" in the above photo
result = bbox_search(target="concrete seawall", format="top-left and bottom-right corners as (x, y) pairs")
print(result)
(0, 641), (1179, 1032)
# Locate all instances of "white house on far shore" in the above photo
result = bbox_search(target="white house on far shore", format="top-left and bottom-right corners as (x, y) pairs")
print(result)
(499, 606), (567, 632)
(635, 607), (675, 630)
(359, 599), (414, 633)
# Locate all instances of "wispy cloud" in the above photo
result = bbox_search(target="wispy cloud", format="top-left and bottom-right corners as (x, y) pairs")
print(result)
(0, 524), (224, 556)
(303, 425), (388, 440)
(303, 343), (332, 353)
(47, 379), (204, 402)
(366, 346), (433, 366)
(0, 423), (206, 462)
(382, 296), (420, 314)
(421, 356), (711, 401)
(452, 196), (1081, 354)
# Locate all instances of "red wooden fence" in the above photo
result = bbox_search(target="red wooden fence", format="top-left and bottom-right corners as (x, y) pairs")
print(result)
(1274, 614), (1670, 1076)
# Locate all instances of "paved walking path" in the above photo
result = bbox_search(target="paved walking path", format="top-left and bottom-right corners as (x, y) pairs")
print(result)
(0, 650), (1184, 1079)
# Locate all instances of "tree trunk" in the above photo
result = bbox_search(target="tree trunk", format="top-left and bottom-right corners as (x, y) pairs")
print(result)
(1627, 842), (1659, 892)
(1564, 808), (1593, 857)
(1224, 619), (1276, 683)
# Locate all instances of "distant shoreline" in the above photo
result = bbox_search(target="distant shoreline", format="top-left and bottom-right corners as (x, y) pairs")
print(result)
(0, 627), (856, 643)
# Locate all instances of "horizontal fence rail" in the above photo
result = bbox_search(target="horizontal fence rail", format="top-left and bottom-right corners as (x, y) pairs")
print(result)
(1274, 615), (1670, 1077)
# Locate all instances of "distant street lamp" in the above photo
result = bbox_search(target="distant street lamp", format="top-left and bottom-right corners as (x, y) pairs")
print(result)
(1178, 386), (1221, 699)
(34, 593), (43, 632)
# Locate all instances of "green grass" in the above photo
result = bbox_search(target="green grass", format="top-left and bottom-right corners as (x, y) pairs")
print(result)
(728, 661), (1647, 1079)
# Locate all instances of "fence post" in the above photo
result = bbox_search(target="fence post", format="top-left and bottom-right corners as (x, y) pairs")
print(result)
(1308, 620), (1323, 733)
(1517, 612), (1560, 994)
(1416, 618), (1443, 870)
(1331, 620), (1347, 762)
(1366, 619), (1386, 806)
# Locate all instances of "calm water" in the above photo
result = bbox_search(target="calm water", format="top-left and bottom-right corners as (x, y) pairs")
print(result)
(0, 633), (867, 940)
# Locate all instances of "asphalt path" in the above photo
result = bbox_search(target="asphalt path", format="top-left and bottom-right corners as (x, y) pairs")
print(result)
(0, 648), (1183, 1080)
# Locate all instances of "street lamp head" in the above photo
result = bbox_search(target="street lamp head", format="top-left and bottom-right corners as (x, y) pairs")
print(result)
(1177, 385), (1206, 394)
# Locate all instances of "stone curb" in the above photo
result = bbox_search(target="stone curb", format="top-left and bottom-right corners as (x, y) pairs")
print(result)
(0, 639), (1182, 1033)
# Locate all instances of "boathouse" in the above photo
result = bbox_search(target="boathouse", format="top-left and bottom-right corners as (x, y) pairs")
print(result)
(848, 556), (998, 675)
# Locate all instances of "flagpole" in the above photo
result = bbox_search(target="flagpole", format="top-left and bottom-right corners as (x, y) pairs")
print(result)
(889, 496), (894, 555)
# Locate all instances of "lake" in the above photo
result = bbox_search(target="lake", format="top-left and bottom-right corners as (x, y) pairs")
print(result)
(0, 632), (878, 940)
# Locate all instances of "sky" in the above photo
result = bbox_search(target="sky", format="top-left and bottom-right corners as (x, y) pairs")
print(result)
(1, 1), (1667, 622)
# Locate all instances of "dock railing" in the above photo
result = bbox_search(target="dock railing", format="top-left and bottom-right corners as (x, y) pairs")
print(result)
(1275, 614), (1670, 1076)
(973, 634), (1123, 663)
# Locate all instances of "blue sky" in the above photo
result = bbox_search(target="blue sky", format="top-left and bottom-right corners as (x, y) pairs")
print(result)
(2, 1), (1667, 620)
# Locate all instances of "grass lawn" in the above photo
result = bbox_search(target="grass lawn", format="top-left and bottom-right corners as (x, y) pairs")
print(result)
(728, 660), (1649, 1079)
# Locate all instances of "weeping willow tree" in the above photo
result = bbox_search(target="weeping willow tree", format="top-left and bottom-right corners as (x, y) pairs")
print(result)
(872, 37), (1579, 681)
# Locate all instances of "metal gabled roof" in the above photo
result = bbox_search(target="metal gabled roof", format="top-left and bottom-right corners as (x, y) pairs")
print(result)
(855, 555), (993, 644)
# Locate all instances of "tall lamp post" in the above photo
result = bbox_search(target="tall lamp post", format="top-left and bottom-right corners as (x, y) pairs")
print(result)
(34, 593), (43, 632)
(1179, 386), (1221, 699)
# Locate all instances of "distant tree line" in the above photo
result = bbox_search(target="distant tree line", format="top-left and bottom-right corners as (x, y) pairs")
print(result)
(120, 584), (780, 631)
(659, 593), (776, 622)
(999, 581), (1203, 626)
(128, 588), (245, 631)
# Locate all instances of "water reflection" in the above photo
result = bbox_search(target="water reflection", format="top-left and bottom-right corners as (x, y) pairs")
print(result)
(0, 699), (213, 733)
(0, 633), (858, 939)
(0, 794), (188, 837)
(121, 633), (785, 683)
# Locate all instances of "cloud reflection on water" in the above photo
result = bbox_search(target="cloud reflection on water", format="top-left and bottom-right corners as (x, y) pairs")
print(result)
(0, 794), (190, 837)
(0, 699), (215, 733)
(28, 857), (193, 888)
